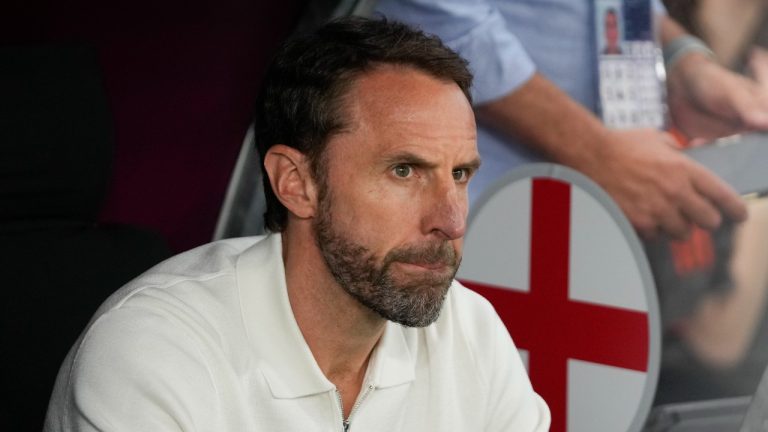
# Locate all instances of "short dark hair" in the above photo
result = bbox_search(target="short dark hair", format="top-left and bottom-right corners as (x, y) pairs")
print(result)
(254, 16), (473, 232)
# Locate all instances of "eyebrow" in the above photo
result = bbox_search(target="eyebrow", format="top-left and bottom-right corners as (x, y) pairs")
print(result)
(461, 157), (482, 173)
(383, 152), (436, 169)
(382, 151), (482, 172)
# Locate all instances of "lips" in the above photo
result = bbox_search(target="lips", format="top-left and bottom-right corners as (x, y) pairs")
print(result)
(385, 241), (458, 275)
(407, 261), (449, 270)
(396, 260), (453, 271)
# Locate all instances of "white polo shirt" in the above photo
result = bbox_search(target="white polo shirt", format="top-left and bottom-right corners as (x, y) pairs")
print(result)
(45, 234), (549, 431)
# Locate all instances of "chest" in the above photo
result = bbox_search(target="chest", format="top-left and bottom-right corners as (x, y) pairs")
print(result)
(212, 365), (487, 431)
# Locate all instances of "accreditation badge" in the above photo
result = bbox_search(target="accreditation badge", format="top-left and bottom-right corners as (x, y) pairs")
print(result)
(595, 0), (666, 129)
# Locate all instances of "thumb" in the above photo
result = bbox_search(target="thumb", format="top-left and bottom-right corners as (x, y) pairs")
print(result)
(730, 80), (768, 129)
(747, 47), (768, 88)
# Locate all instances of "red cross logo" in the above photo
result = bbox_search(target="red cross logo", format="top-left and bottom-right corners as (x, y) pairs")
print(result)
(460, 179), (650, 432)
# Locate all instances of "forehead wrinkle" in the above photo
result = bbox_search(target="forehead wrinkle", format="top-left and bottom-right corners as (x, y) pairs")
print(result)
(355, 95), (475, 144)
(330, 67), (477, 159)
(352, 67), (468, 120)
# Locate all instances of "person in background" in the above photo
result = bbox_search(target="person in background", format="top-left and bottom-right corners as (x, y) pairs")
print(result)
(375, 0), (768, 405)
(603, 8), (623, 55)
(375, 0), (768, 239)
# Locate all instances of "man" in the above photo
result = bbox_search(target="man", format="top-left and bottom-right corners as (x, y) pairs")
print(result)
(45, 17), (550, 431)
(375, 0), (768, 239)
(602, 8), (622, 55)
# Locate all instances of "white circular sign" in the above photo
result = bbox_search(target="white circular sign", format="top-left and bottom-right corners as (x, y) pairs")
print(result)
(458, 163), (661, 432)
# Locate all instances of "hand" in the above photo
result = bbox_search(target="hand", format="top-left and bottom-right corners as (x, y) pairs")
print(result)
(582, 128), (747, 239)
(667, 52), (768, 141)
(747, 46), (768, 88)
(476, 73), (747, 239)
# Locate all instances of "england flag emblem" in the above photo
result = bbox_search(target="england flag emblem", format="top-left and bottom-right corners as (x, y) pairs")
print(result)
(458, 164), (661, 432)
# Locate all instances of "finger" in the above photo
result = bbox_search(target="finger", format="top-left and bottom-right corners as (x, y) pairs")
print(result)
(659, 130), (683, 149)
(677, 183), (722, 231)
(636, 224), (659, 242)
(690, 163), (748, 222)
(669, 100), (743, 139)
(739, 98), (768, 130)
(690, 114), (741, 139)
(747, 47), (768, 88)
(727, 79), (768, 129)
(688, 137), (709, 147)
(658, 205), (692, 241)
(629, 209), (660, 241)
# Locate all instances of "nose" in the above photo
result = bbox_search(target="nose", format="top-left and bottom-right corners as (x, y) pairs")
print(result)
(421, 178), (467, 240)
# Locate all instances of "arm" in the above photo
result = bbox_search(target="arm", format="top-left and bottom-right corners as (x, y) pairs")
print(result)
(46, 309), (218, 431)
(661, 15), (768, 141)
(476, 73), (746, 238)
(378, 0), (747, 238)
(375, 0), (535, 105)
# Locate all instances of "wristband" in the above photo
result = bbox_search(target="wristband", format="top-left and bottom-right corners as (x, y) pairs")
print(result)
(663, 35), (715, 71)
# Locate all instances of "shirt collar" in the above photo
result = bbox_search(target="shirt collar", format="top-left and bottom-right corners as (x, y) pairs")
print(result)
(369, 321), (416, 389)
(236, 234), (415, 399)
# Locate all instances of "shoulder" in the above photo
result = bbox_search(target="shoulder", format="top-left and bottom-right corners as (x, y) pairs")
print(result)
(114, 236), (264, 295)
(89, 235), (273, 319)
(439, 282), (551, 430)
(46, 236), (278, 430)
(434, 280), (533, 384)
(47, 236), (279, 424)
(46, 305), (223, 430)
(425, 280), (514, 376)
(74, 235), (281, 362)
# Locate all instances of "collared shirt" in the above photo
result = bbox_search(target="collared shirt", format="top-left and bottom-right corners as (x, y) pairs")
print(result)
(375, 0), (666, 204)
(45, 234), (549, 431)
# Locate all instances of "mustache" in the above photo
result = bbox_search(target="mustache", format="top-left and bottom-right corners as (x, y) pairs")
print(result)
(384, 241), (458, 267)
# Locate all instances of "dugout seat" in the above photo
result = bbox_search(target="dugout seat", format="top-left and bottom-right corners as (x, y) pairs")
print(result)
(214, 0), (377, 240)
(0, 44), (171, 431)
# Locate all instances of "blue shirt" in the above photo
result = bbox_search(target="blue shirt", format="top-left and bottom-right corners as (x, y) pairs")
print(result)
(374, 0), (665, 203)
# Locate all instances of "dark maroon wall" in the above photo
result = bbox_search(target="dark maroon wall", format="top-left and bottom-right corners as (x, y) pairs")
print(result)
(2, 0), (304, 252)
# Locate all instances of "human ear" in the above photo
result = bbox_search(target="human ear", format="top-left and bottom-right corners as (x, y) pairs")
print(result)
(262, 145), (318, 220)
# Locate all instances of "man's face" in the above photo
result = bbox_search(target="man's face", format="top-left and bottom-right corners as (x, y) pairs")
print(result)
(605, 11), (619, 47)
(312, 66), (479, 327)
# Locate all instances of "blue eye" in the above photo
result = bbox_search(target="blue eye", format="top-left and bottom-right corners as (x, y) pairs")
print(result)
(393, 165), (412, 178)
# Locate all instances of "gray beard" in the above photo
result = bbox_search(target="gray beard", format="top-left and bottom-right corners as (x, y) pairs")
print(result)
(312, 191), (458, 328)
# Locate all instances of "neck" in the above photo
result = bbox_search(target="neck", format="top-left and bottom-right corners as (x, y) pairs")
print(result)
(280, 225), (386, 389)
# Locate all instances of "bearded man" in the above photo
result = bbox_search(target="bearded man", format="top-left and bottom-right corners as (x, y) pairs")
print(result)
(45, 17), (550, 432)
